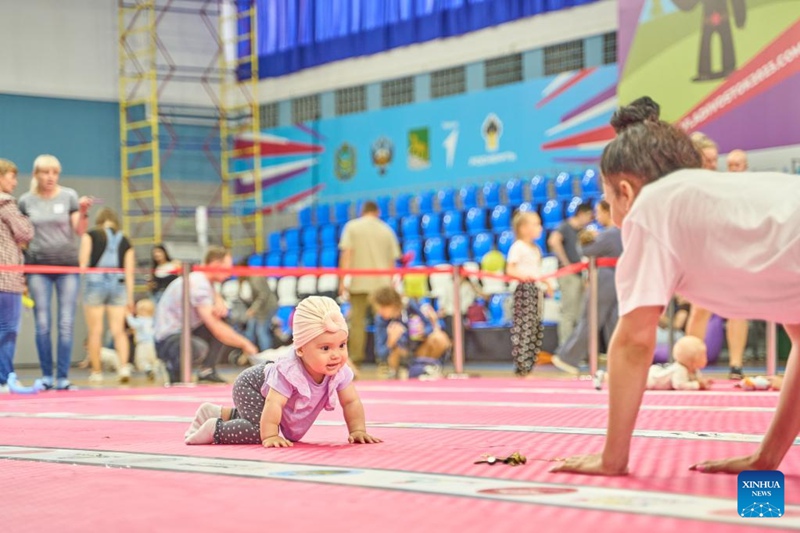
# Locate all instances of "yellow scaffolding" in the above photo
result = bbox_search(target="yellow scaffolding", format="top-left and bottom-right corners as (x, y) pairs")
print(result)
(118, 0), (263, 261)
(118, 0), (162, 260)
(219, 2), (263, 254)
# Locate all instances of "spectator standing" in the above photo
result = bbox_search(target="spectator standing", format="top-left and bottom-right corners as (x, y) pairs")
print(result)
(548, 202), (594, 345)
(0, 159), (37, 393)
(79, 208), (135, 384)
(338, 201), (401, 367)
(148, 244), (181, 304)
(19, 155), (93, 391)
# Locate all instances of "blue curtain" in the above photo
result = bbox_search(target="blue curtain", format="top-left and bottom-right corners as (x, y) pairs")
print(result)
(251, 0), (599, 78)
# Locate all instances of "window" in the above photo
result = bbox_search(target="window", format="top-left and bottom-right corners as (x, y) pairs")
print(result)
(381, 77), (415, 108)
(431, 66), (466, 99)
(485, 53), (523, 88)
(259, 102), (278, 129)
(543, 40), (585, 76)
(603, 32), (617, 65)
(335, 85), (367, 116)
(291, 94), (320, 123)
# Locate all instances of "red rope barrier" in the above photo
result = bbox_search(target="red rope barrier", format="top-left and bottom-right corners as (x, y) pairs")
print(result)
(0, 258), (618, 280)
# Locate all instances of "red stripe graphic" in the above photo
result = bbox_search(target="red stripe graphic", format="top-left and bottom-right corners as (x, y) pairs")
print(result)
(541, 125), (615, 151)
(233, 136), (323, 158)
(678, 19), (800, 132)
(536, 68), (597, 109)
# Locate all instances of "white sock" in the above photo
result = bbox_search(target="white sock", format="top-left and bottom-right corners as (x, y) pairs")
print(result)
(185, 418), (217, 445)
(184, 403), (222, 439)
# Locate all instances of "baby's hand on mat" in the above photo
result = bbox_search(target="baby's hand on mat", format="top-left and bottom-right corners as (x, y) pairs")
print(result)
(262, 436), (293, 448)
(349, 431), (382, 444)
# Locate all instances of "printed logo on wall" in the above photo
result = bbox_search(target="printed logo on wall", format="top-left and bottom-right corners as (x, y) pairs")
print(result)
(407, 127), (431, 170)
(468, 113), (517, 168)
(334, 143), (357, 181)
(738, 470), (784, 518)
(442, 121), (459, 169)
(371, 137), (394, 175)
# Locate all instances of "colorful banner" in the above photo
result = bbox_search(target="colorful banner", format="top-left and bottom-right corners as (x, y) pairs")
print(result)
(618, 0), (800, 152)
(232, 65), (618, 210)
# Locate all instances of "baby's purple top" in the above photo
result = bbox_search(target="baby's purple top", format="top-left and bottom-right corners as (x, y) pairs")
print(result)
(261, 351), (354, 442)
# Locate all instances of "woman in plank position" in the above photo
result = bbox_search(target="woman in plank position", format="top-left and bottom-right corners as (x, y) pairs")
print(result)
(551, 100), (800, 476)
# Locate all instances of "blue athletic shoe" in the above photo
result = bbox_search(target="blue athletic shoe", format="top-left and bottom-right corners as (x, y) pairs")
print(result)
(55, 378), (78, 391)
(34, 376), (54, 391)
(7, 373), (40, 394)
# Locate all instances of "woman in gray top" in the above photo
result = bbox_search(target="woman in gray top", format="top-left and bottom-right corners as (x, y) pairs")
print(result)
(18, 155), (93, 390)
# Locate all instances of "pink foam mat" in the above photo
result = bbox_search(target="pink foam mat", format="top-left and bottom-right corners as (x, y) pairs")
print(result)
(0, 378), (794, 532)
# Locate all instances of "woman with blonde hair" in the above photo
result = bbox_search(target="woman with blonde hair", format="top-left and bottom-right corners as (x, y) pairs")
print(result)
(19, 155), (93, 390)
(79, 208), (135, 383)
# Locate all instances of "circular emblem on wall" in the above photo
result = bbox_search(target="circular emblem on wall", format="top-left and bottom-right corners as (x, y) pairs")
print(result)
(334, 143), (357, 181)
(371, 136), (394, 175)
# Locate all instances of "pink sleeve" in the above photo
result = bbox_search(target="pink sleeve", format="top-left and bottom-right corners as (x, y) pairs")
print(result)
(267, 368), (295, 398)
(336, 364), (355, 391)
(615, 221), (681, 317)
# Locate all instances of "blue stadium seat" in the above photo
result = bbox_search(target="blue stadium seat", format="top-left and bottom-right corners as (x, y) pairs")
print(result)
(377, 196), (392, 216)
(537, 231), (548, 253)
(275, 305), (294, 335)
(530, 174), (548, 204)
(465, 207), (487, 235)
(490, 205), (511, 232)
(554, 172), (574, 200)
(298, 206), (313, 226)
(265, 252), (281, 267)
(334, 201), (350, 224)
(320, 247), (338, 268)
(488, 294), (510, 326)
(459, 185), (479, 210)
(506, 179), (524, 205)
(424, 237), (446, 266)
(395, 194), (413, 217)
(282, 250), (299, 267)
(268, 231), (282, 252)
(301, 226), (318, 249)
(421, 213), (441, 237)
(482, 181), (500, 207)
(320, 224), (338, 247)
(497, 230), (514, 256)
(247, 253), (264, 267)
(300, 248), (319, 267)
(384, 216), (400, 237)
(442, 210), (464, 237)
(403, 239), (423, 266)
(517, 202), (535, 214)
(565, 196), (584, 218)
(437, 188), (456, 212)
(472, 232), (494, 261)
(416, 191), (435, 213)
(315, 204), (331, 226)
(581, 169), (601, 199)
(542, 199), (564, 230)
(448, 235), (470, 265)
(283, 228), (300, 251)
(401, 215), (421, 237)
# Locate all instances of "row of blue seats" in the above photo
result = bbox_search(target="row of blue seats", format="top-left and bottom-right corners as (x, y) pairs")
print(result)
(298, 171), (601, 226)
(272, 197), (592, 253)
(252, 230), (548, 270)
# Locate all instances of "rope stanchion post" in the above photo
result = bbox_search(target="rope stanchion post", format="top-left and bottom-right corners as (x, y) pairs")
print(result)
(587, 256), (599, 378)
(667, 299), (676, 355)
(766, 321), (778, 376)
(448, 267), (467, 378)
(179, 262), (193, 385)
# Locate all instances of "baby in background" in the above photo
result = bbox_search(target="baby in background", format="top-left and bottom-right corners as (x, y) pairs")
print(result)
(183, 296), (381, 447)
(126, 299), (159, 380)
(647, 335), (711, 390)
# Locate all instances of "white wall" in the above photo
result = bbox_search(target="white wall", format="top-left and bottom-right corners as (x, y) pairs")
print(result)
(258, 0), (617, 102)
(0, 0), (222, 106)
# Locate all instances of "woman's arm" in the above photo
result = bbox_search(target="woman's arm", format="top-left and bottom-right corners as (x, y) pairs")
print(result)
(260, 388), (292, 447)
(70, 196), (92, 236)
(78, 233), (92, 269)
(551, 306), (662, 475)
(124, 248), (135, 310)
(338, 384), (382, 444)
